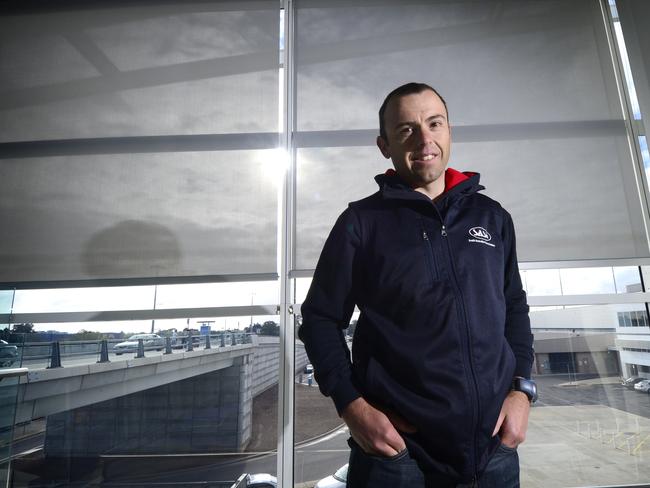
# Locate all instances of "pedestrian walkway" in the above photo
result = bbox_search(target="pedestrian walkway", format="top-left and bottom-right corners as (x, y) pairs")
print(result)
(297, 404), (650, 488)
(521, 405), (650, 487)
(556, 376), (623, 388)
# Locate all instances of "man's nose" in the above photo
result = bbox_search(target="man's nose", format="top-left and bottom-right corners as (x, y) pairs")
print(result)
(413, 126), (434, 147)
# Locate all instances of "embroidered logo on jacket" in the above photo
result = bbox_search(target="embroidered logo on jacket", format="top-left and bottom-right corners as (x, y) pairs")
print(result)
(468, 227), (495, 247)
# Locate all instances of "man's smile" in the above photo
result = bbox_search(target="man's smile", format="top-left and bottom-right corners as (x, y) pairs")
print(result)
(411, 152), (440, 163)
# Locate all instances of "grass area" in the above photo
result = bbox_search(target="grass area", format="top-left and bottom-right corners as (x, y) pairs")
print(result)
(246, 382), (342, 451)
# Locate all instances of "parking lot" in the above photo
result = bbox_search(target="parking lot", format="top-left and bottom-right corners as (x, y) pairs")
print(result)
(520, 374), (650, 487)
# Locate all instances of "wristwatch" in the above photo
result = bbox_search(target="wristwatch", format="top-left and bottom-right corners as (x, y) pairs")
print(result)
(512, 377), (538, 403)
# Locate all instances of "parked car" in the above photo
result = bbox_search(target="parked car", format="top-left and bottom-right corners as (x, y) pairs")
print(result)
(622, 377), (645, 389)
(113, 334), (165, 355)
(246, 473), (277, 487)
(0, 340), (18, 367)
(230, 473), (277, 488)
(634, 379), (650, 393)
(315, 464), (348, 488)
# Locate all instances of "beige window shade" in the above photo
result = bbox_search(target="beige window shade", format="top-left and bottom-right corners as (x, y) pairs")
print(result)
(294, 0), (649, 269)
(0, 1), (280, 283)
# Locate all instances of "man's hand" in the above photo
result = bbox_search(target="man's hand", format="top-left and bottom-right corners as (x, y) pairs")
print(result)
(341, 397), (416, 457)
(492, 390), (530, 448)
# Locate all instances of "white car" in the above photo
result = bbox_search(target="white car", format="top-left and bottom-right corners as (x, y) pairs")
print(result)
(315, 464), (348, 488)
(0, 339), (18, 367)
(230, 473), (277, 488)
(634, 379), (650, 392)
(113, 334), (165, 355)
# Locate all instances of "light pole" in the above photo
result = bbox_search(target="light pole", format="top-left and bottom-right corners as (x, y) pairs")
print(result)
(250, 291), (256, 327)
(150, 285), (158, 334)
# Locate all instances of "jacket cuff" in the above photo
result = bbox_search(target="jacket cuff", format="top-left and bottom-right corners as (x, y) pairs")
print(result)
(513, 360), (533, 379)
(330, 379), (362, 416)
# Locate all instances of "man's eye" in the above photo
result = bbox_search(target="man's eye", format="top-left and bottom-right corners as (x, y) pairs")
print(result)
(400, 127), (412, 135)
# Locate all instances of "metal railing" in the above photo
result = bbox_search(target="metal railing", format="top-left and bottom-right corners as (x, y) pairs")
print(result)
(6, 333), (254, 370)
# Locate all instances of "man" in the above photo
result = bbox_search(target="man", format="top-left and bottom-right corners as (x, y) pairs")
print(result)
(299, 82), (535, 487)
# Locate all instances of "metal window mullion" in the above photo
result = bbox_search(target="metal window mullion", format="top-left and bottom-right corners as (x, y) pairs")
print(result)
(291, 258), (650, 277)
(0, 273), (279, 291)
(1, 304), (281, 324)
(277, 1), (296, 487)
(598, 0), (650, 255)
(528, 292), (650, 307)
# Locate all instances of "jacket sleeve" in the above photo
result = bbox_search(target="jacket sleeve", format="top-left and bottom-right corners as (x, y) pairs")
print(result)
(298, 206), (362, 415)
(502, 209), (534, 379)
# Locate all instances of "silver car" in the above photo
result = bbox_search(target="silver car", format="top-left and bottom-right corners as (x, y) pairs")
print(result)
(0, 339), (18, 367)
(634, 379), (650, 393)
(113, 334), (165, 355)
(231, 473), (277, 488)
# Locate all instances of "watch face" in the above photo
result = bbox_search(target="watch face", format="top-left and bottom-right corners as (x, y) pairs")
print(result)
(515, 378), (538, 402)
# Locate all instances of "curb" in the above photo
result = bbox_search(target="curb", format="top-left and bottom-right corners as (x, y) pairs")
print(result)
(295, 423), (347, 448)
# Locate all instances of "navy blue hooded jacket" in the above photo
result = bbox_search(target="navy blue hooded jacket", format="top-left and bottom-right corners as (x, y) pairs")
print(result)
(299, 168), (534, 484)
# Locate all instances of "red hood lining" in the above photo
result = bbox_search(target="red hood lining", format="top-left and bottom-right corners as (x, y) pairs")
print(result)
(384, 167), (475, 193)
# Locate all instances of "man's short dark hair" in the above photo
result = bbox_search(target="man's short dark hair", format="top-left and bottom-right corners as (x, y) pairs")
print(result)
(378, 82), (448, 141)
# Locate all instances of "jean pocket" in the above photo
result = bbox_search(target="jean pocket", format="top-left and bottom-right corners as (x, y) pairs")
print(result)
(365, 447), (409, 463)
(498, 441), (518, 453)
(348, 437), (409, 462)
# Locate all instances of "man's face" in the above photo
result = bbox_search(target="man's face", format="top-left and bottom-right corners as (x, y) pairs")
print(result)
(377, 90), (451, 191)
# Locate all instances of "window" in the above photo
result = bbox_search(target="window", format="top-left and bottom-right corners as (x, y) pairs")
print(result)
(1, 1), (650, 487)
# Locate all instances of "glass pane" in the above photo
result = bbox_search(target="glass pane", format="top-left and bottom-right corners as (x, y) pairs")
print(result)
(11, 281), (279, 314)
(0, 2), (279, 142)
(295, 147), (385, 270)
(614, 266), (642, 293)
(449, 138), (647, 263)
(0, 290), (20, 487)
(0, 374), (20, 486)
(617, 1), (650, 131)
(295, 278), (312, 305)
(523, 269), (563, 296)
(642, 265), (650, 291)
(294, 0), (649, 269)
(296, 1), (620, 130)
(641, 136), (650, 183)
(10, 302), (280, 487)
(156, 281), (280, 309)
(559, 268), (617, 295)
(0, 151), (279, 283)
(530, 304), (650, 486)
(297, 139), (647, 267)
(0, 290), (22, 371)
(294, 315), (349, 487)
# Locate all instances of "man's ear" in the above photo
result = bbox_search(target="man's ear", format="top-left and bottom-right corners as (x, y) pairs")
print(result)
(376, 136), (390, 159)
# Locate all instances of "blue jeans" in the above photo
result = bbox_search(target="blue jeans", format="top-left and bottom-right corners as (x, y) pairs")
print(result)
(346, 438), (520, 488)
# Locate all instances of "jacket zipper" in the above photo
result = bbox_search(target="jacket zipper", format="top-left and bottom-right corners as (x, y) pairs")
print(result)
(421, 229), (440, 282)
(436, 214), (482, 480)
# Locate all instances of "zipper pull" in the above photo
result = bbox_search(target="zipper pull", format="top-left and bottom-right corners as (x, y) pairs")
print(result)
(441, 225), (447, 237)
(422, 230), (429, 240)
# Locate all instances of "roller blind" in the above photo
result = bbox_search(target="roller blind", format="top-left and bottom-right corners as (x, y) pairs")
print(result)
(294, 0), (649, 269)
(0, 1), (280, 283)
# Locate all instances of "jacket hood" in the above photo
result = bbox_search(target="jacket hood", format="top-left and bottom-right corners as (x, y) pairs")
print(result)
(374, 167), (484, 203)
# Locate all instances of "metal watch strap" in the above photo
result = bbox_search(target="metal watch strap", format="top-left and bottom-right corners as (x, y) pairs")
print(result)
(512, 376), (538, 403)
